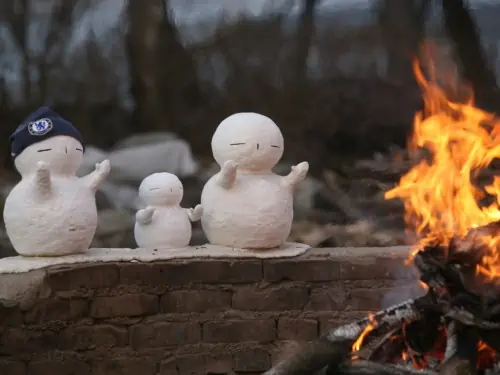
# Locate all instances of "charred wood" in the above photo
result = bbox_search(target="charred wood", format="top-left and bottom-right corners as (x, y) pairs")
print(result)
(263, 336), (351, 375)
(332, 360), (437, 375)
(265, 299), (423, 375)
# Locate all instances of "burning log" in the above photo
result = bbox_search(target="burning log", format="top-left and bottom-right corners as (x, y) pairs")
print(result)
(266, 49), (500, 375)
(334, 360), (438, 375)
(264, 299), (423, 375)
(440, 323), (478, 375)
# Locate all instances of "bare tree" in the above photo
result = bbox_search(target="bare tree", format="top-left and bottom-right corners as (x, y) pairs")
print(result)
(0, 0), (78, 106)
(126, 0), (200, 132)
(376, 0), (431, 81)
(441, 0), (499, 112)
(294, 0), (319, 89)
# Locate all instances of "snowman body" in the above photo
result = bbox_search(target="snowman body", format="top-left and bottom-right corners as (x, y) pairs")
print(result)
(4, 176), (98, 256)
(4, 112), (110, 257)
(200, 112), (309, 249)
(134, 206), (192, 249)
(201, 171), (293, 248)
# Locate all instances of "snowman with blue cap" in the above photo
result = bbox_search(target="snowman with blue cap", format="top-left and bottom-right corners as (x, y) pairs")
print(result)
(3, 107), (111, 256)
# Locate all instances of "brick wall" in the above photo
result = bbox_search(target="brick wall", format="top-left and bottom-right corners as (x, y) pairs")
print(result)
(0, 247), (422, 375)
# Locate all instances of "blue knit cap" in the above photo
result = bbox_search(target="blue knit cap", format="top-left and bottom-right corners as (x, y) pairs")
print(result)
(10, 107), (85, 159)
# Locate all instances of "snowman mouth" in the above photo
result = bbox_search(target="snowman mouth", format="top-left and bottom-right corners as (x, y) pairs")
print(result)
(149, 188), (160, 191)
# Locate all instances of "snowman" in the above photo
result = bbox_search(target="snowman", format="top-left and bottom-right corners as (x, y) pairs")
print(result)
(201, 112), (309, 249)
(134, 172), (203, 249)
(3, 107), (111, 257)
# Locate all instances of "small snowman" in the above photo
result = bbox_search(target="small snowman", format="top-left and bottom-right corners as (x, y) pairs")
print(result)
(201, 112), (309, 249)
(3, 107), (111, 257)
(134, 172), (203, 249)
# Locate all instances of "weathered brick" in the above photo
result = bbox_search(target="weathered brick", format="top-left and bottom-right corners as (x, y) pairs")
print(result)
(305, 286), (346, 311)
(203, 354), (234, 375)
(46, 264), (119, 291)
(59, 324), (128, 350)
(203, 319), (275, 343)
(349, 288), (388, 311)
(161, 289), (231, 313)
(277, 318), (317, 341)
(25, 298), (88, 323)
(319, 318), (337, 336)
(264, 258), (341, 282)
(120, 259), (262, 286)
(161, 354), (233, 375)
(0, 360), (26, 375)
(91, 294), (158, 318)
(233, 348), (271, 372)
(28, 359), (90, 375)
(264, 256), (414, 282)
(92, 357), (157, 375)
(159, 359), (178, 375)
(0, 328), (58, 355)
(0, 305), (23, 326)
(130, 321), (201, 348)
(232, 285), (308, 311)
(339, 257), (414, 280)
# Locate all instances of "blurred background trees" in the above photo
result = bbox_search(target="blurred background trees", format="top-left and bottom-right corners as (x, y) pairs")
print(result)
(0, 0), (499, 255)
(0, 0), (498, 165)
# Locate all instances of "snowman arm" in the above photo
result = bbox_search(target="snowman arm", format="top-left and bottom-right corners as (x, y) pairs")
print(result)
(186, 204), (203, 222)
(34, 168), (51, 198)
(82, 160), (110, 193)
(217, 168), (237, 189)
(136, 209), (154, 225)
(281, 161), (309, 188)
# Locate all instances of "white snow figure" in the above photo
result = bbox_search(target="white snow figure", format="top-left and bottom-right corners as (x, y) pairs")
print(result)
(201, 112), (309, 249)
(3, 107), (111, 257)
(134, 172), (203, 249)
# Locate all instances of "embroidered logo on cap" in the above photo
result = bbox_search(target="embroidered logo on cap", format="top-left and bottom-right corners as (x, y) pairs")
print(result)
(28, 118), (53, 136)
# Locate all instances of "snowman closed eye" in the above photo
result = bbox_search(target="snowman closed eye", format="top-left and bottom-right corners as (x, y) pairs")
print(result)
(212, 114), (284, 172)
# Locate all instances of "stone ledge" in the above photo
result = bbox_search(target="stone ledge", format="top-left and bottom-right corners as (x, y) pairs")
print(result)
(0, 245), (423, 375)
(0, 246), (414, 308)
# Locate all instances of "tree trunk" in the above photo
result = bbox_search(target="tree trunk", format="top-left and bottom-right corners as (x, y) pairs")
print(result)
(377, 0), (431, 82)
(441, 0), (499, 112)
(294, 0), (319, 89)
(126, 0), (200, 132)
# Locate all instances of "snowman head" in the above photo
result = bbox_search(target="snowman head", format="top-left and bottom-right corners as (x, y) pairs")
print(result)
(211, 112), (284, 171)
(139, 172), (184, 206)
(10, 107), (85, 177)
(14, 136), (84, 176)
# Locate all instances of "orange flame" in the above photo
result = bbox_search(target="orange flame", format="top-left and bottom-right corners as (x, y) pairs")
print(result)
(477, 340), (496, 370)
(385, 48), (500, 277)
(352, 313), (376, 352)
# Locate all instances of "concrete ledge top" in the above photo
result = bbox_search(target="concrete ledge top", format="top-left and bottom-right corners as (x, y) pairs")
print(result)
(0, 244), (413, 275)
(0, 245), (415, 308)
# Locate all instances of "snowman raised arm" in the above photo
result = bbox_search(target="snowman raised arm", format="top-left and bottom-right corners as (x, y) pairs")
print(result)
(3, 107), (111, 257)
(200, 112), (309, 249)
(134, 172), (203, 249)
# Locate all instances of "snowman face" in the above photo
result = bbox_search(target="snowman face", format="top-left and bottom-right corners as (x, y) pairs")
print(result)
(139, 172), (184, 206)
(14, 135), (84, 176)
(211, 112), (284, 171)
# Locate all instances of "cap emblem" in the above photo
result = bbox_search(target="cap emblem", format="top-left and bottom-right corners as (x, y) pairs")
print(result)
(28, 118), (53, 136)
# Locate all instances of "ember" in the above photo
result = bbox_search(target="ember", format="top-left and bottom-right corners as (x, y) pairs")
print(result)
(264, 47), (500, 375)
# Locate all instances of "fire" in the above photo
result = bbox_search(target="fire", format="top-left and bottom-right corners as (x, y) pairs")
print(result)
(384, 51), (500, 277)
(477, 341), (497, 369)
(352, 313), (376, 352)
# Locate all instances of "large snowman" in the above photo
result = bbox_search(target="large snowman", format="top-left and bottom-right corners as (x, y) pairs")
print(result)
(201, 112), (309, 249)
(134, 172), (203, 249)
(3, 107), (111, 257)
